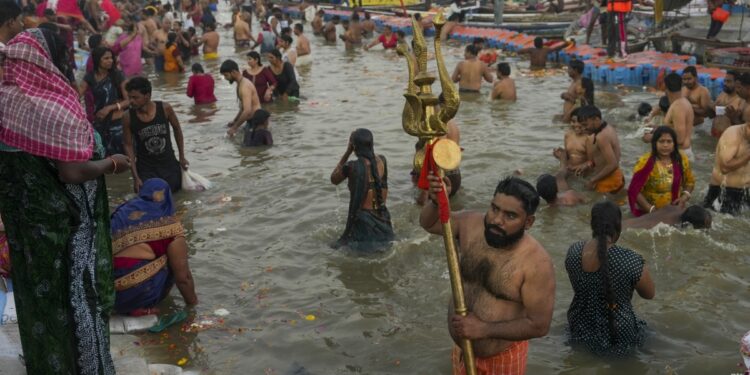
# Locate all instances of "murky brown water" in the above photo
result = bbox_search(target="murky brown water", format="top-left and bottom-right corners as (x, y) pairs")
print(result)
(102, 5), (750, 374)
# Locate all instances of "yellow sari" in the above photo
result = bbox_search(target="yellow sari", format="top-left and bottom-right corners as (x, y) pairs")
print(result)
(632, 152), (695, 209)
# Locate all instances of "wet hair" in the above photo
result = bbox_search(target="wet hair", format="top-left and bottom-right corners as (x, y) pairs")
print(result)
(205, 22), (216, 31)
(191, 63), (204, 73)
(650, 126), (684, 180)
(396, 30), (405, 38)
(294, 23), (303, 32)
(638, 102), (652, 117)
(472, 37), (485, 45)
(726, 70), (740, 81)
(125, 76), (152, 95)
(679, 205), (711, 229)
(351, 12), (360, 21)
(281, 26), (292, 35)
(246, 50), (261, 63)
(91, 47), (122, 97)
(534, 36), (544, 49)
(581, 77), (595, 106)
(590, 200), (622, 345)
(682, 65), (697, 78)
(497, 62), (510, 76)
(166, 31), (177, 48)
(352, 128), (385, 209)
(280, 34), (292, 45)
(665, 72), (682, 93)
(535, 174), (558, 204)
(0, 1), (22, 26)
(658, 95), (670, 112)
(219, 59), (240, 73)
(570, 107), (580, 120)
(494, 176), (540, 215)
(465, 44), (478, 56)
(569, 59), (584, 74)
(577, 105), (601, 121)
(88, 34), (103, 50)
(268, 48), (282, 60)
(384, 25), (392, 31)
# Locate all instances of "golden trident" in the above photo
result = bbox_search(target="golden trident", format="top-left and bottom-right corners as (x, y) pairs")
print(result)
(396, 12), (476, 375)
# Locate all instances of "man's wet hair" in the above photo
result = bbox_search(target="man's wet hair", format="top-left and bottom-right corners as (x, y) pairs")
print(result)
(535, 174), (558, 204)
(683, 65), (697, 77)
(396, 30), (405, 38)
(638, 102), (652, 117)
(534, 36), (544, 48)
(495, 176), (540, 215)
(191, 63), (204, 73)
(125, 76), (152, 95)
(294, 23), (303, 32)
(665, 72), (682, 93)
(497, 62), (510, 76)
(0, 1), (22, 26)
(465, 44), (478, 56)
(569, 59), (584, 74)
(577, 105), (602, 121)
(679, 205), (712, 229)
(659, 95), (670, 112)
(219, 59), (240, 73)
(727, 70), (740, 81)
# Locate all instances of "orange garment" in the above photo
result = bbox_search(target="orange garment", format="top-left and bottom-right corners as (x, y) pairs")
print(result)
(595, 167), (625, 193)
(452, 341), (528, 375)
(163, 45), (180, 73)
(607, 0), (632, 12)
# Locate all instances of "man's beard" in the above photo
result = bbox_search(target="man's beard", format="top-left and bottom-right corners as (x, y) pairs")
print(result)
(724, 86), (735, 94)
(484, 215), (525, 249)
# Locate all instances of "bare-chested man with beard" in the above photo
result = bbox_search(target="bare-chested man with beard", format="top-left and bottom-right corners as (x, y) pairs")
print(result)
(421, 175), (555, 375)
(681, 66), (713, 126)
(711, 70), (745, 138)
(220, 60), (260, 138)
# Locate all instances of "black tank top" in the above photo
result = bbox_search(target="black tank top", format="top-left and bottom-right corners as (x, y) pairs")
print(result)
(129, 101), (176, 165)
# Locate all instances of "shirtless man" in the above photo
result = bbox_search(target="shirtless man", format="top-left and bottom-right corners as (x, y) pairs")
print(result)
(681, 66), (713, 126)
(537, 149), (587, 207)
(197, 22), (220, 60)
(139, 8), (158, 47)
(518, 37), (568, 70)
(153, 18), (170, 52)
(312, 9), (325, 36)
(490, 62), (516, 101)
(343, 13), (363, 47)
(560, 60), (592, 123)
(711, 71), (744, 138)
(220, 60), (261, 138)
(572, 105), (624, 194)
(361, 12), (376, 37)
(645, 73), (695, 161)
(234, 11), (252, 47)
(294, 23), (311, 56)
(703, 123), (750, 215)
(623, 204), (712, 230)
(451, 45), (493, 93)
(420, 175), (555, 373)
(324, 15), (339, 43)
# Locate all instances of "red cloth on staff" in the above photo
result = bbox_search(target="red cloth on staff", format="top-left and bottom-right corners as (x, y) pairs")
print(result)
(417, 141), (451, 223)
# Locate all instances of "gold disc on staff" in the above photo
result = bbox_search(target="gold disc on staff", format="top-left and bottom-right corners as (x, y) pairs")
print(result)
(432, 139), (461, 171)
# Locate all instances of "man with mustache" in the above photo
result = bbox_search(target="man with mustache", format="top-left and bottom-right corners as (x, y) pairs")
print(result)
(420, 175), (555, 375)
(715, 71), (746, 138)
(220, 59), (260, 138)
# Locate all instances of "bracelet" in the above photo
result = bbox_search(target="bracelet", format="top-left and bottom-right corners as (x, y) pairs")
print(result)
(116, 102), (121, 111)
(107, 157), (117, 175)
(682, 190), (691, 198)
(649, 205), (655, 213)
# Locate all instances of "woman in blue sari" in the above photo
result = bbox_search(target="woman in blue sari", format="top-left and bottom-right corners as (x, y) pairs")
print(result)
(111, 178), (197, 315)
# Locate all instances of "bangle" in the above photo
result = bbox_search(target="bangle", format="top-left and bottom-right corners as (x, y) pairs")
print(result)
(107, 157), (117, 175)
(682, 190), (691, 198)
(649, 205), (655, 213)
(116, 102), (121, 111)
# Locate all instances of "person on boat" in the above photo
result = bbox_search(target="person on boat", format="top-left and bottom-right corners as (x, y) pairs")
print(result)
(111, 178), (198, 316)
(681, 66), (713, 126)
(627, 126), (695, 217)
(518, 36), (569, 70)
(451, 44), (493, 93)
(490, 62), (517, 101)
(267, 49), (300, 101)
(703, 123), (750, 215)
(221, 59), (261, 137)
(711, 70), (744, 138)
(243, 51), (277, 104)
(561, 108), (591, 170)
(538, 149), (587, 207)
(123, 77), (189, 193)
(420, 175), (555, 375)
(623, 204), (712, 230)
(707, 0), (732, 39)
(570, 105), (624, 194)
(186, 63), (217, 105)
(585, 0), (608, 47)
(330, 129), (395, 251)
(0, 28), (132, 374)
(365, 25), (398, 51)
(605, 0), (632, 58)
(644, 73), (695, 161)
(566, 200), (655, 357)
(79, 46), (129, 156)
(561, 60), (595, 123)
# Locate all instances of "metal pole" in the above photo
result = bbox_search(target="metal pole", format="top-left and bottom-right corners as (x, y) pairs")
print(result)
(494, 0), (504, 25)
(739, 2), (746, 41)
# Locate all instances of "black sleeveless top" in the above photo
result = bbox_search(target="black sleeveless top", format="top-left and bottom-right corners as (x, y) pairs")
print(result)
(129, 101), (177, 166)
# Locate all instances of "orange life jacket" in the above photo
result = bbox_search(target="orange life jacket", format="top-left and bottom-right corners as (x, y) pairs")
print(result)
(607, 0), (632, 13)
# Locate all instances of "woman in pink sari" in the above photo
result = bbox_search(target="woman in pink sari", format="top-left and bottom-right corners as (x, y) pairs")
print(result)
(113, 20), (151, 77)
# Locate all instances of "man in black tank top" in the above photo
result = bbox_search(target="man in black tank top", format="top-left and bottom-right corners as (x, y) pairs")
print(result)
(122, 77), (189, 193)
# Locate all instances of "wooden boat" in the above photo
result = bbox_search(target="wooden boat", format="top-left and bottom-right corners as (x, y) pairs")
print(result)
(704, 47), (750, 72)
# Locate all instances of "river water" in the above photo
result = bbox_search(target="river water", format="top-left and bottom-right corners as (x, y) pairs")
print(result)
(102, 5), (750, 374)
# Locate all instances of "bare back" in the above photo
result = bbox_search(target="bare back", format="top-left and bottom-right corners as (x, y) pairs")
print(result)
(454, 59), (489, 91)
(296, 34), (311, 56)
(347, 156), (388, 210)
(664, 97), (694, 149)
(491, 77), (516, 101)
(589, 124), (621, 178)
(202, 31), (219, 53)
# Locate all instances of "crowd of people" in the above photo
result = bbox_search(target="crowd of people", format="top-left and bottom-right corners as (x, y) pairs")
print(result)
(1, 0), (749, 373)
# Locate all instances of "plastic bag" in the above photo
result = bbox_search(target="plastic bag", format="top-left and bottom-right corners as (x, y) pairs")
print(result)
(181, 170), (212, 192)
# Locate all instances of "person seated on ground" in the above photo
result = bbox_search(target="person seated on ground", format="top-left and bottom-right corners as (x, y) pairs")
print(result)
(628, 126), (695, 216)
(412, 118), (461, 205)
(243, 108), (273, 147)
(566, 200), (655, 357)
(186, 63), (217, 105)
(711, 70), (744, 138)
(364, 25), (398, 51)
(562, 108), (591, 170)
(330, 129), (395, 251)
(452, 44), (493, 93)
(537, 149), (587, 207)
(703, 123), (750, 215)
(518, 36), (569, 70)
(561, 59), (594, 123)
(623, 204), (712, 230)
(473, 37), (498, 66)
(111, 178), (198, 316)
(490, 62), (516, 101)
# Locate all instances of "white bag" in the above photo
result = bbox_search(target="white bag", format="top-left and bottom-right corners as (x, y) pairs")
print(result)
(184, 18), (194, 30)
(181, 170), (212, 191)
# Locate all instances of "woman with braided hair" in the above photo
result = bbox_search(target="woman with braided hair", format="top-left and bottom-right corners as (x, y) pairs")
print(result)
(565, 201), (655, 357)
(330, 129), (394, 252)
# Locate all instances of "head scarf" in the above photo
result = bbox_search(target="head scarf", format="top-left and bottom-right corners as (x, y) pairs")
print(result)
(111, 178), (184, 254)
(0, 29), (93, 162)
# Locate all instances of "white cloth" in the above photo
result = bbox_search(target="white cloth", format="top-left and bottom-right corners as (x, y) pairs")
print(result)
(681, 147), (694, 163)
